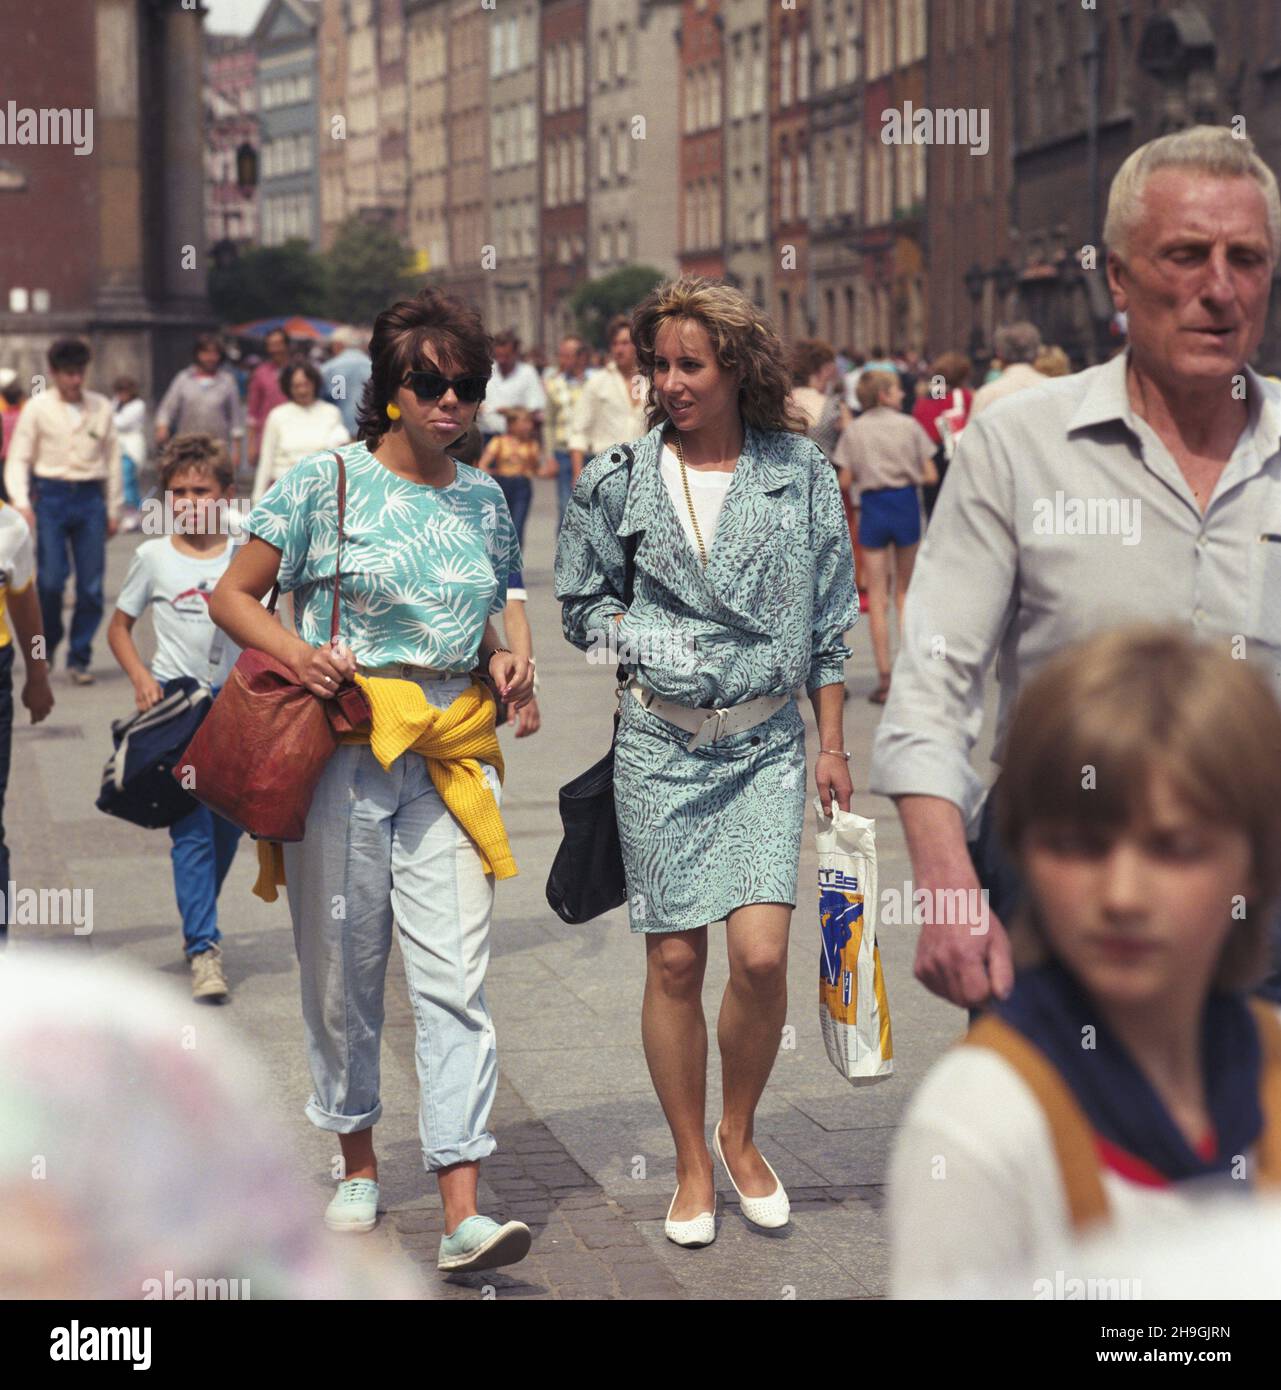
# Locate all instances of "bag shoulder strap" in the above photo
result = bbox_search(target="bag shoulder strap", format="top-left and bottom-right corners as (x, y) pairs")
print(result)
(962, 1014), (1111, 1232)
(264, 449), (347, 643)
(1248, 999), (1281, 1187)
(613, 443), (638, 692)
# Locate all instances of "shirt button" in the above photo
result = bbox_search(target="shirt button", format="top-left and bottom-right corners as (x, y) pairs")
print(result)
(1196, 534), (1207, 548)
(750, 736), (761, 746)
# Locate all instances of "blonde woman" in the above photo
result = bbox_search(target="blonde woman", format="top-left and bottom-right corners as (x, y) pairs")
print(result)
(555, 277), (858, 1246)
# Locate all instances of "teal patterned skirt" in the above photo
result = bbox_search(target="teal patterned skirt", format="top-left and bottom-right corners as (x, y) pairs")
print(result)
(613, 690), (807, 933)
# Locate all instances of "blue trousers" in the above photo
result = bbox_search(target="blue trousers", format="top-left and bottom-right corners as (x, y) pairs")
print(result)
(34, 478), (107, 671)
(494, 473), (532, 551)
(168, 802), (242, 957)
(554, 448), (574, 529)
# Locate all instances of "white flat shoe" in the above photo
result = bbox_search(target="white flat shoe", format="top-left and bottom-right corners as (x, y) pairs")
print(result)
(714, 1121), (790, 1229)
(664, 1187), (716, 1247)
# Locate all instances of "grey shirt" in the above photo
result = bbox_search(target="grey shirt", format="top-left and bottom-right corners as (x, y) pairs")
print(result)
(155, 367), (244, 445)
(868, 348), (1281, 831)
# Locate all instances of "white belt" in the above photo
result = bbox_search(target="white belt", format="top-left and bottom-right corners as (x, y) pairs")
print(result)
(358, 663), (469, 681)
(627, 677), (792, 751)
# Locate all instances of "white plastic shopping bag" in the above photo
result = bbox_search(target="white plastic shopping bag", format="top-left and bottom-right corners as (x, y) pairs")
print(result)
(815, 797), (893, 1084)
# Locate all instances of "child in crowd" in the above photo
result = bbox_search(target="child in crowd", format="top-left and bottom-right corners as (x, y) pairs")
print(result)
(477, 406), (541, 550)
(106, 434), (243, 1002)
(889, 626), (1281, 1297)
(0, 498), (54, 939)
(112, 375), (146, 530)
(832, 368), (936, 704)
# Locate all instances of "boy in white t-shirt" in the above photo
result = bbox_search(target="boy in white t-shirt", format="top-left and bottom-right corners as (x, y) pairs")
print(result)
(107, 435), (243, 1001)
(0, 502), (55, 941)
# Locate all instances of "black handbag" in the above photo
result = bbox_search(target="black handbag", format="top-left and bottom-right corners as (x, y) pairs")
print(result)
(97, 676), (214, 829)
(545, 445), (638, 924)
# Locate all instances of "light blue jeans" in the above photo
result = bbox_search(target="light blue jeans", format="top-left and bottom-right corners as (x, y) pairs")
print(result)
(282, 674), (502, 1171)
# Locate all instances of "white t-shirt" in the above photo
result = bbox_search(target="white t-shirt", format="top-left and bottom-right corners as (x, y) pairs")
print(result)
(0, 503), (35, 650)
(115, 537), (240, 686)
(887, 1045), (1249, 1298)
(659, 443), (734, 558)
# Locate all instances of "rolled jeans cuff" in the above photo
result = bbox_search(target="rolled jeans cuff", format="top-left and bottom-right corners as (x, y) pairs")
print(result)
(423, 1133), (498, 1172)
(305, 1095), (383, 1134)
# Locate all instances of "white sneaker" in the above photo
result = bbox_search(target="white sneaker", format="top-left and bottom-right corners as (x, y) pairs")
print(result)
(664, 1187), (716, 1248)
(190, 945), (229, 1002)
(714, 1121), (790, 1229)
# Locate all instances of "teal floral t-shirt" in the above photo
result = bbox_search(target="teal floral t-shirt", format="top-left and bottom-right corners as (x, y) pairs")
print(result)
(247, 441), (522, 669)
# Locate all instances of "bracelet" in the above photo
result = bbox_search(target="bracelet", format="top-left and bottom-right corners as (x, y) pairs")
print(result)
(485, 645), (512, 666)
(819, 748), (851, 760)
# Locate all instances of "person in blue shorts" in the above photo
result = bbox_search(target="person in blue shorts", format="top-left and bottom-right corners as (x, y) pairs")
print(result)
(833, 369), (936, 703)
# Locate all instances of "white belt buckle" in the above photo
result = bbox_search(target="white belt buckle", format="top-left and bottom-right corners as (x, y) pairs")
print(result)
(688, 706), (729, 751)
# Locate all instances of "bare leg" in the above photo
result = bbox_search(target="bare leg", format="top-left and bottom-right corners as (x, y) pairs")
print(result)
(338, 1129), (377, 1183)
(717, 903), (791, 1195)
(642, 928), (714, 1220)
(893, 541), (918, 640)
(437, 1161), (481, 1235)
(861, 546), (891, 684)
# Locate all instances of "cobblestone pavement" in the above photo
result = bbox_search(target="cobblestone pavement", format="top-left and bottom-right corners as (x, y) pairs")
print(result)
(6, 478), (996, 1299)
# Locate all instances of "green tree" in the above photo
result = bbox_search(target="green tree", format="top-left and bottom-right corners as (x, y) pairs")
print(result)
(568, 265), (665, 348)
(322, 216), (420, 325)
(207, 240), (327, 322)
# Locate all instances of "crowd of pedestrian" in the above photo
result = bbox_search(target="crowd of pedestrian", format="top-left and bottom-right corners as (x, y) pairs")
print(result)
(3, 121), (1281, 1300)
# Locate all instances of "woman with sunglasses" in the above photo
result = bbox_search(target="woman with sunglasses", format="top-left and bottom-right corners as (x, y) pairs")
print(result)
(211, 288), (535, 1273)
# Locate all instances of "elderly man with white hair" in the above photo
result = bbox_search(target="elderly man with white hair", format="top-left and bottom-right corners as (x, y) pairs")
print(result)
(869, 124), (1281, 1009)
(969, 321), (1046, 416)
(323, 326), (372, 438)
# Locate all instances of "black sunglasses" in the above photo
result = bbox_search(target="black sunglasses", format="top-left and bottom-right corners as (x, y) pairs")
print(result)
(402, 367), (489, 404)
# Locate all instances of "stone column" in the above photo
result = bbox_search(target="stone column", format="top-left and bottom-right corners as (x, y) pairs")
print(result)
(94, 0), (147, 313)
(158, 0), (210, 315)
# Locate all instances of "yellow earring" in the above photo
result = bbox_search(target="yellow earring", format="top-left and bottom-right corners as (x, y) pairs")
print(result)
(386, 402), (401, 420)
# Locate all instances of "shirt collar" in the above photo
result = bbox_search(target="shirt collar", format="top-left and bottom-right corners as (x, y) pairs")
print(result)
(1068, 348), (1281, 460)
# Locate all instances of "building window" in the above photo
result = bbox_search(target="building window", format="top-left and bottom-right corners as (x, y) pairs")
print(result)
(751, 28), (765, 112)
(572, 40), (584, 103)
(599, 127), (612, 183)
(573, 135), (585, 200)
(780, 35), (793, 108)
(544, 50), (556, 112)
(780, 148), (793, 222)
(797, 30), (810, 101)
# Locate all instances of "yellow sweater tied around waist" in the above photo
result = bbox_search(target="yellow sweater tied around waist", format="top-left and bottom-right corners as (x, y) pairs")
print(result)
(253, 673), (516, 903)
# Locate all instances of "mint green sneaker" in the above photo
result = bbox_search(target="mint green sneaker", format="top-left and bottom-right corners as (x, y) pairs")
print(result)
(324, 1178), (380, 1233)
(437, 1215), (532, 1272)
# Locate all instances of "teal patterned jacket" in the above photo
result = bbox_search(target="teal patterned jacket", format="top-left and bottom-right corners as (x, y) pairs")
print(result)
(554, 421), (858, 707)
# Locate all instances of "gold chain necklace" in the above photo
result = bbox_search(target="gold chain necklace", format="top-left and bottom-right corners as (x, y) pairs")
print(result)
(671, 429), (709, 568)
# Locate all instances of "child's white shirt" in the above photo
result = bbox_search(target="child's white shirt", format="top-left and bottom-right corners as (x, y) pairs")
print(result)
(115, 537), (240, 686)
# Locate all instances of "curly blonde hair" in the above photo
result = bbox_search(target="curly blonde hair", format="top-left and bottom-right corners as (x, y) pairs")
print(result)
(630, 276), (809, 434)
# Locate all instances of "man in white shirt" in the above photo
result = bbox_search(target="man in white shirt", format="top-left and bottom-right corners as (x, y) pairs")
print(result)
(868, 124), (1281, 1009)
(475, 331), (547, 441)
(969, 322), (1046, 416)
(568, 315), (648, 482)
(4, 338), (122, 684)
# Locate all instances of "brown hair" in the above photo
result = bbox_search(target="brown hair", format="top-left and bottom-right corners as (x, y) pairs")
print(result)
(791, 338), (836, 386)
(604, 314), (632, 348)
(929, 351), (972, 389)
(193, 333), (223, 362)
(997, 626), (1281, 990)
(356, 287), (493, 446)
(1033, 345), (1071, 378)
(157, 433), (234, 492)
(279, 358), (322, 399)
(855, 369), (899, 413)
(631, 276), (809, 434)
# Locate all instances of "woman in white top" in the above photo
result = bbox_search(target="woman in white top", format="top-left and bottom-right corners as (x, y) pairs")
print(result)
(252, 360), (349, 504)
(889, 627), (1281, 1299)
